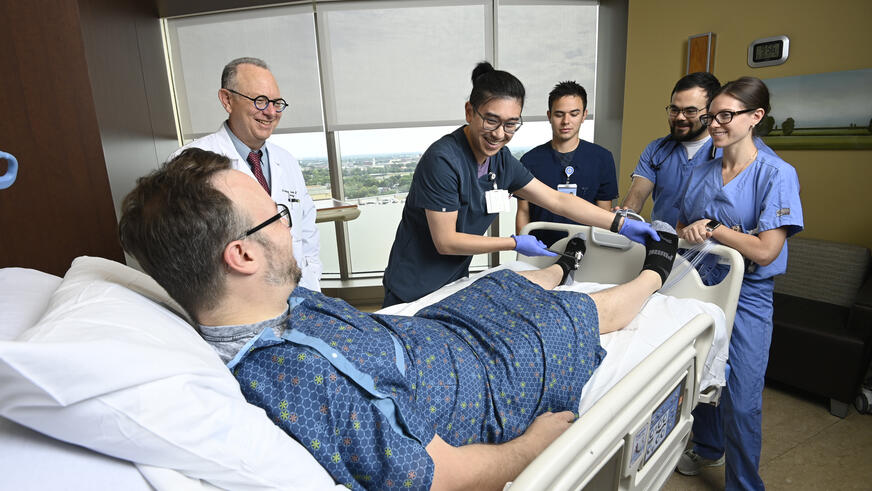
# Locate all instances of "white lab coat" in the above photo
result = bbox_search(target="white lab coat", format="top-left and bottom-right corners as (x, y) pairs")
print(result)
(174, 124), (323, 291)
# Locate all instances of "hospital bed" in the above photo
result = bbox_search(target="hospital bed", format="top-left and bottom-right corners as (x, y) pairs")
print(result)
(383, 222), (743, 490)
(0, 223), (742, 490)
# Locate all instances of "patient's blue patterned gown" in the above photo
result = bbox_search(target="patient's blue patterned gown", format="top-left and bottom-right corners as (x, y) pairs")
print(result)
(231, 270), (605, 489)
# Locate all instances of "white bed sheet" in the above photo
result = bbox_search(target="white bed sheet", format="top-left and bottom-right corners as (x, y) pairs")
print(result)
(0, 267), (153, 490)
(377, 261), (729, 416)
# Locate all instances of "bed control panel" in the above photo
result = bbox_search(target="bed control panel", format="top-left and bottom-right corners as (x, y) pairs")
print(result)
(623, 368), (692, 481)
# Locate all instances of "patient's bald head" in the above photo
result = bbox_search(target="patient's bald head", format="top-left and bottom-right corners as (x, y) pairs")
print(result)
(119, 148), (248, 321)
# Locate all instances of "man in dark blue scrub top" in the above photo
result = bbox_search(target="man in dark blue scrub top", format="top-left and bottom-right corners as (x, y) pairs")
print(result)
(383, 63), (658, 308)
(515, 81), (618, 247)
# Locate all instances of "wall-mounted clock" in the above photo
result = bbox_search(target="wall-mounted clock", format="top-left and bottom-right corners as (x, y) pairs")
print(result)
(748, 35), (790, 68)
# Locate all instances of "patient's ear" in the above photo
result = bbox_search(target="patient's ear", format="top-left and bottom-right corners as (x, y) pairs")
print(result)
(223, 240), (258, 275)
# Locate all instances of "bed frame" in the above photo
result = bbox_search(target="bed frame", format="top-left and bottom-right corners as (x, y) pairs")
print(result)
(508, 222), (743, 491)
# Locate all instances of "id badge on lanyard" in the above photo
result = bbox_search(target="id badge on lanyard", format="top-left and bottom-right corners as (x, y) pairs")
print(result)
(484, 172), (511, 213)
(557, 165), (577, 195)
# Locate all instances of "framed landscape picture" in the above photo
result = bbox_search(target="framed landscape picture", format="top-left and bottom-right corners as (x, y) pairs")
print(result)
(759, 68), (872, 150)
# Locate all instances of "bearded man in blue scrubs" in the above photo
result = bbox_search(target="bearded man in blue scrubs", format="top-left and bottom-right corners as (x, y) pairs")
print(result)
(619, 72), (722, 227)
(515, 81), (618, 247)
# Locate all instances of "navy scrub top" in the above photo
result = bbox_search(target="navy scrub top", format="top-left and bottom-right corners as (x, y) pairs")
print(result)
(519, 140), (618, 246)
(383, 126), (534, 304)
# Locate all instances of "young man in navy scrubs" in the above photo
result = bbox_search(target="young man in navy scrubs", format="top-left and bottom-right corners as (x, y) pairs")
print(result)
(515, 81), (618, 247)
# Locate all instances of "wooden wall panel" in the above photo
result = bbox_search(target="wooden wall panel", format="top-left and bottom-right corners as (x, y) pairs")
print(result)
(0, 0), (123, 276)
(77, 0), (179, 224)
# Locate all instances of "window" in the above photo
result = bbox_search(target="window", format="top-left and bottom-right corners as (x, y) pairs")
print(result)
(164, 1), (602, 279)
(332, 126), (454, 274)
(498, 1), (599, 120)
(165, 4), (323, 140)
(316, 1), (489, 130)
(268, 133), (339, 274)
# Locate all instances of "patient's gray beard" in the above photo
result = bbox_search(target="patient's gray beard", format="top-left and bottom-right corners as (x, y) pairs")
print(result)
(259, 238), (302, 287)
(265, 254), (301, 287)
(266, 260), (301, 287)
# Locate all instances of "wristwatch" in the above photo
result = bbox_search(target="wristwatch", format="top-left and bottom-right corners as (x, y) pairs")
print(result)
(610, 213), (622, 233)
(705, 219), (721, 232)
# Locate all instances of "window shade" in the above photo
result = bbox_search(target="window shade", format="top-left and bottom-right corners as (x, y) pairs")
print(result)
(497, 1), (598, 119)
(316, 1), (489, 131)
(166, 4), (324, 139)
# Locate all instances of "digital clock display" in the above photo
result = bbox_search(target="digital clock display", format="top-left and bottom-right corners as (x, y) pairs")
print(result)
(748, 36), (790, 68)
(754, 41), (783, 62)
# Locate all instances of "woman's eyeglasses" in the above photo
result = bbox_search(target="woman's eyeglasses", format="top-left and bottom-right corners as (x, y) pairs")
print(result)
(700, 108), (756, 127)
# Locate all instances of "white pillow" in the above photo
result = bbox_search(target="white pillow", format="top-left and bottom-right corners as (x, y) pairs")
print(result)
(0, 256), (341, 490)
(0, 267), (61, 340)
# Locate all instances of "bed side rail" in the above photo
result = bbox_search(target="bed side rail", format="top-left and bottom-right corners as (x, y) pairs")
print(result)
(508, 314), (715, 490)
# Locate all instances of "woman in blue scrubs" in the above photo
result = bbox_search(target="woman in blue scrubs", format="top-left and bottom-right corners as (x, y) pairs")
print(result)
(675, 77), (803, 490)
(383, 62), (658, 307)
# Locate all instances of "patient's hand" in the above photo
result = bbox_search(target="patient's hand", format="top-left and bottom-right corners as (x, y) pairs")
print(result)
(427, 411), (576, 491)
(521, 410), (576, 453)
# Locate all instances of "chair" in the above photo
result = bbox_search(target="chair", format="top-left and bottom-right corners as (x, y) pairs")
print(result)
(766, 237), (872, 417)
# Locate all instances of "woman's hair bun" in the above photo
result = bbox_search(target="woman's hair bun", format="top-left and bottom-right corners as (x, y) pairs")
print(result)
(471, 61), (495, 82)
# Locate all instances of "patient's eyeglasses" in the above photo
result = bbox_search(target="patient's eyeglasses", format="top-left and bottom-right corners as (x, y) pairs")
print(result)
(236, 203), (291, 241)
(226, 88), (289, 112)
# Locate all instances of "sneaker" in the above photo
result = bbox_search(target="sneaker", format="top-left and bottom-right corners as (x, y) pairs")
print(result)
(676, 448), (725, 476)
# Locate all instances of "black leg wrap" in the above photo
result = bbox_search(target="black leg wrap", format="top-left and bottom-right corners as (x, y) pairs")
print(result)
(555, 235), (587, 285)
(642, 231), (678, 287)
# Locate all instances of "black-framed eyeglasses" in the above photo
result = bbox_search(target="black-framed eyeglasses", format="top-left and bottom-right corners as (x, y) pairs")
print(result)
(236, 203), (291, 241)
(699, 108), (756, 127)
(226, 88), (289, 112)
(665, 105), (704, 119)
(473, 107), (523, 134)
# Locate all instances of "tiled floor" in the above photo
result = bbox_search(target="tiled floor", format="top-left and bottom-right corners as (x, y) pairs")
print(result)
(664, 383), (872, 490)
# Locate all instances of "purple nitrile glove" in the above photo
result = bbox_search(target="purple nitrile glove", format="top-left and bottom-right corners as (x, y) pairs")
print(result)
(619, 219), (660, 244)
(512, 234), (558, 257)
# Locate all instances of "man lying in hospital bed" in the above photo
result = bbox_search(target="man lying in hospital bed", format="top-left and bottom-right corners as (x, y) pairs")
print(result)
(0, 150), (739, 490)
(117, 148), (686, 489)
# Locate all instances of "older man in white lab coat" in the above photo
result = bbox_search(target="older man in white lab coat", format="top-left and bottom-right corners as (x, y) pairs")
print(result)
(175, 57), (321, 291)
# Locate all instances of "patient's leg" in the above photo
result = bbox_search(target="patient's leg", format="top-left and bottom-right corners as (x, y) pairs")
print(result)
(590, 229), (679, 334)
(517, 235), (586, 289)
(589, 271), (662, 333)
(516, 264), (563, 290)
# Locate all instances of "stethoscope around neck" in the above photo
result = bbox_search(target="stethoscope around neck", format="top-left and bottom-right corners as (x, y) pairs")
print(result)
(648, 135), (716, 171)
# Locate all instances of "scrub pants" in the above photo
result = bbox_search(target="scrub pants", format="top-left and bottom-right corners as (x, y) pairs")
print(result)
(690, 277), (774, 491)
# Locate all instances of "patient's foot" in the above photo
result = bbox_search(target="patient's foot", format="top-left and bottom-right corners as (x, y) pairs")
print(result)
(642, 221), (678, 288)
(555, 234), (586, 285)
